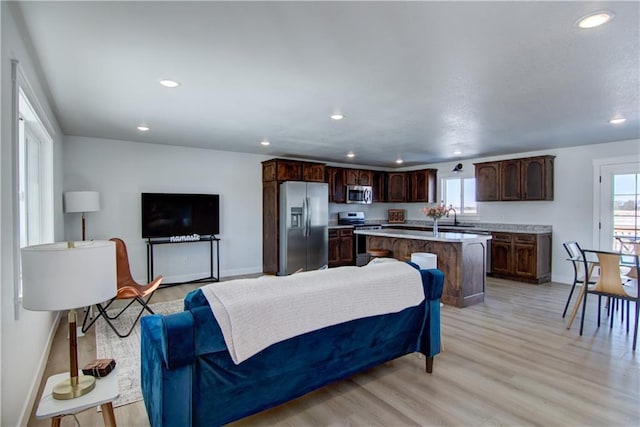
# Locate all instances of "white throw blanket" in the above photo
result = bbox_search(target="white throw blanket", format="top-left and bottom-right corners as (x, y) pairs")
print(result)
(201, 259), (424, 364)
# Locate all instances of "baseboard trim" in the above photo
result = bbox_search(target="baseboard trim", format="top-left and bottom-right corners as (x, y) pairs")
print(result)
(20, 311), (61, 427)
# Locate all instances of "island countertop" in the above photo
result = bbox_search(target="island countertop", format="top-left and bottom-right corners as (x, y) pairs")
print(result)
(357, 229), (490, 308)
(354, 228), (492, 243)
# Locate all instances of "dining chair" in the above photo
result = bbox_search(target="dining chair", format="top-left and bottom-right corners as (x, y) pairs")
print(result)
(579, 249), (639, 351)
(82, 237), (163, 338)
(562, 241), (596, 318)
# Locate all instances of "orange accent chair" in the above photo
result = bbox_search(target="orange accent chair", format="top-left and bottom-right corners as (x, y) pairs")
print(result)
(82, 238), (163, 338)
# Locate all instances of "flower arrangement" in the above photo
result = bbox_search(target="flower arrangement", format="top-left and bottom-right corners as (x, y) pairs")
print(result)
(421, 201), (451, 221)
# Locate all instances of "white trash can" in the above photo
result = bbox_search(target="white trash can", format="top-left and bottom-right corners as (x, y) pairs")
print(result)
(410, 252), (437, 270)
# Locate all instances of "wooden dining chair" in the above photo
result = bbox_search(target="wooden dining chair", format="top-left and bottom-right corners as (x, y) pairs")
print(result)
(579, 249), (639, 351)
(82, 237), (163, 338)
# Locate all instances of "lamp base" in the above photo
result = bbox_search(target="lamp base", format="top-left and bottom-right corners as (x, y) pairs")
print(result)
(52, 374), (95, 400)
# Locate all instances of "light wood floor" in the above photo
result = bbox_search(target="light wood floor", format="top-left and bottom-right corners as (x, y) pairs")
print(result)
(28, 277), (640, 426)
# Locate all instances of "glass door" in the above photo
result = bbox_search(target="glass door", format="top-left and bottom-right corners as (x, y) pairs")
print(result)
(599, 163), (640, 250)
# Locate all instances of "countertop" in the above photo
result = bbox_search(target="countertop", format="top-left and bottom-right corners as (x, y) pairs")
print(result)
(354, 228), (492, 243)
(330, 221), (552, 235)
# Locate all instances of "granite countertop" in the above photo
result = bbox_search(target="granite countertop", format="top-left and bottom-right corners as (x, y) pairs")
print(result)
(329, 221), (552, 234)
(354, 228), (492, 243)
(379, 221), (552, 235)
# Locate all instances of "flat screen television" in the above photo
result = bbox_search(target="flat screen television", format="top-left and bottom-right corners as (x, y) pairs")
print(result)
(141, 193), (219, 239)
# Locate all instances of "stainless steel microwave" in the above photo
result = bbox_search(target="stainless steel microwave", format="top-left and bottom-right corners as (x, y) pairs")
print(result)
(346, 185), (373, 204)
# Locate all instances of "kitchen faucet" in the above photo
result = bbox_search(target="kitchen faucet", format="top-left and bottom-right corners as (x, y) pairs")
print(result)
(449, 205), (458, 226)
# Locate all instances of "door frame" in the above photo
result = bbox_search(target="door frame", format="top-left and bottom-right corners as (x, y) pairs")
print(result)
(592, 156), (640, 249)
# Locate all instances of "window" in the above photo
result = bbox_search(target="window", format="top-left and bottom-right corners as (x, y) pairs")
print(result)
(442, 177), (477, 215)
(13, 61), (54, 307)
(612, 173), (639, 242)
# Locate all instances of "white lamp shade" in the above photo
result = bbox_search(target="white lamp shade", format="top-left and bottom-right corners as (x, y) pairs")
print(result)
(21, 240), (117, 311)
(64, 191), (100, 213)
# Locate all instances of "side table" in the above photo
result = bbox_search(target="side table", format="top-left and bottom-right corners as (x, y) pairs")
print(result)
(35, 368), (119, 426)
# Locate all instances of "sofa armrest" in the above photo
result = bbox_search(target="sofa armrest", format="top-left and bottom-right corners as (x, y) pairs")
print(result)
(406, 263), (444, 359)
(161, 311), (196, 369)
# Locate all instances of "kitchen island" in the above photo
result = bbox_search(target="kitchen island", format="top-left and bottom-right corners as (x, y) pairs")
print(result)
(355, 228), (492, 308)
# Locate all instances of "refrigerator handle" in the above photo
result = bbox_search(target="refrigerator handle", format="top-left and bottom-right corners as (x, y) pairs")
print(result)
(306, 196), (312, 235)
(302, 197), (308, 237)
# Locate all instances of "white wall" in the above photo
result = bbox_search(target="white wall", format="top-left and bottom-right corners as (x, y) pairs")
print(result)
(63, 136), (269, 282)
(1, 3), (65, 425)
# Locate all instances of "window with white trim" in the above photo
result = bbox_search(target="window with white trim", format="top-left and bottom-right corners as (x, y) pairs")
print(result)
(16, 81), (54, 301)
(442, 177), (477, 215)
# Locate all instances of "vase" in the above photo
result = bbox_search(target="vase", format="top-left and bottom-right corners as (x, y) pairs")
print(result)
(432, 218), (439, 236)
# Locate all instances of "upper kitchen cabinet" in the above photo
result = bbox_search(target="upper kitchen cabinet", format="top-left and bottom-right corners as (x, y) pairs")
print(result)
(387, 172), (407, 202)
(521, 156), (554, 200)
(500, 159), (521, 201)
(303, 162), (326, 182)
(262, 158), (325, 183)
(372, 170), (387, 203)
(475, 155), (555, 201)
(326, 166), (346, 203)
(344, 169), (373, 186)
(408, 169), (437, 203)
(475, 161), (500, 201)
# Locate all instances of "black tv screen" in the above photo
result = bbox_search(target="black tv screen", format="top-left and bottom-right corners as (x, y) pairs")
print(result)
(141, 193), (219, 238)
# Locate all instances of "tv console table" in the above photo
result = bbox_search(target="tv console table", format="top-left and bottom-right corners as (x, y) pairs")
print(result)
(146, 236), (220, 287)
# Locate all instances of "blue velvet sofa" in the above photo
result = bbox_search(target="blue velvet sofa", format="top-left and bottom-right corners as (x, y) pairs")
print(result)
(140, 264), (444, 426)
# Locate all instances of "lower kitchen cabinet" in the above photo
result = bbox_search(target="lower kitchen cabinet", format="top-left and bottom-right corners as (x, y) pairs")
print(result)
(490, 231), (551, 283)
(328, 228), (354, 267)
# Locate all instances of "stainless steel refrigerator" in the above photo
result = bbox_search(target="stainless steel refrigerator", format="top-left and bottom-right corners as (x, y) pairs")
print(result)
(279, 181), (329, 275)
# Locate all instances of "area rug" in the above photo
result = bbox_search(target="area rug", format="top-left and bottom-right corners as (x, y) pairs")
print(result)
(95, 298), (183, 408)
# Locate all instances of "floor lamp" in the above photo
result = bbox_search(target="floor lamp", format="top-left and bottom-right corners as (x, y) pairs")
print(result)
(21, 240), (117, 399)
(64, 191), (100, 241)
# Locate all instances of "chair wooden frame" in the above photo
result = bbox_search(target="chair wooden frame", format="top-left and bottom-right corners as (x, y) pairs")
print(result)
(579, 249), (640, 351)
(82, 238), (163, 338)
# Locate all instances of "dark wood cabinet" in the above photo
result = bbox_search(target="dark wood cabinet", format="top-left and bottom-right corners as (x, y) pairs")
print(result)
(326, 167), (346, 203)
(521, 156), (554, 200)
(387, 172), (407, 202)
(372, 170), (386, 202)
(303, 162), (326, 182)
(262, 180), (279, 274)
(475, 161), (500, 201)
(328, 228), (354, 267)
(490, 231), (552, 283)
(262, 159), (302, 182)
(500, 159), (521, 200)
(475, 155), (554, 202)
(409, 169), (437, 202)
(344, 169), (373, 186)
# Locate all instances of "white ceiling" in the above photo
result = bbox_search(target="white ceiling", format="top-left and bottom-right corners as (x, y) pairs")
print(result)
(16, 1), (640, 167)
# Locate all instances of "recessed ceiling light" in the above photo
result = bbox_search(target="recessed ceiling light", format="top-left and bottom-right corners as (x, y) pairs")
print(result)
(347, 152), (355, 158)
(260, 140), (271, 146)
(395, 159), (404, 164)
(453, 149), (462, 155)
(137, 125), (150, 131)
(609, 117), (626, 124)
(576, 10), (615, 29)
(159, 79), (181, 88)
(331, 113), (344, 121)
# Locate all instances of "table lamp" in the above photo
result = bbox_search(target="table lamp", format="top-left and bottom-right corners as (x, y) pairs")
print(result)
(63, 191), (100, 241)
(21, 240), (117, 400)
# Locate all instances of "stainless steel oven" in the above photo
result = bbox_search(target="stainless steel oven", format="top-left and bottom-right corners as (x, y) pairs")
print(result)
(354, 224), (382, 266)
(338, 212), (382, 265)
